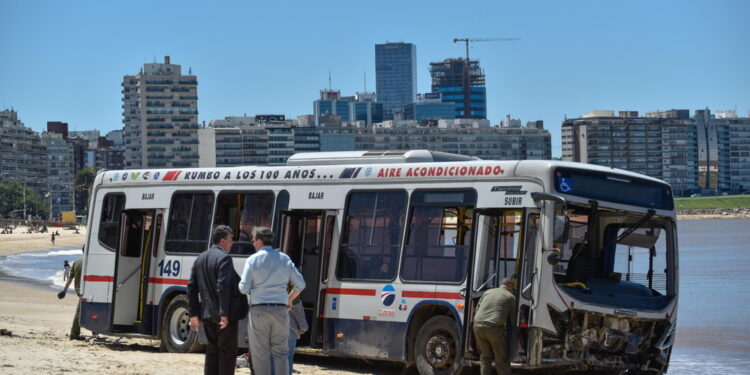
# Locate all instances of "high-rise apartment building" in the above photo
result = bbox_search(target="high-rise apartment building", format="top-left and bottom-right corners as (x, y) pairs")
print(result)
(403, 93), (456, 122)
(375, 42), (417, 119)
(0, 109), (48, 195)
(41, 131), (74, 216)
(429, 58), (487, 119)
(698, 109), (750, 193)
(725, 115), (750, 193)
(314, 90), (383, 127)
(564, 108), (750, 195)
(563, 110), (697, 196)
(122, 56), (199, 169)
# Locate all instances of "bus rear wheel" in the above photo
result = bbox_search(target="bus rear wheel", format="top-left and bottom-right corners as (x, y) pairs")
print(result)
(161, 294), (204, 353)
(415, 315), (463, 375)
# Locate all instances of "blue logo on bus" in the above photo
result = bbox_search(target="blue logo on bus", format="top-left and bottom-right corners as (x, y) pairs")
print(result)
(558, 177), (573, 193)
(381, 285), (396, 306)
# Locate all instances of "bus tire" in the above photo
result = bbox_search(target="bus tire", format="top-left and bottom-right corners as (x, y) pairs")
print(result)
(415, 315), (463, 375)
(161, 294), (204, 353)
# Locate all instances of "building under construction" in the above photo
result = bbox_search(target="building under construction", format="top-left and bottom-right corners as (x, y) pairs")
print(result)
(429, 58), (487, 119)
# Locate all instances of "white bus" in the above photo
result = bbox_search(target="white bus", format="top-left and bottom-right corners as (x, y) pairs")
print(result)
(80, 150), (678, 375)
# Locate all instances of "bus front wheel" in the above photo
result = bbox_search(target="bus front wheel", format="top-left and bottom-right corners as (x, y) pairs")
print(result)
(415, 315), (463, 375)
(161, 294), (204, 353)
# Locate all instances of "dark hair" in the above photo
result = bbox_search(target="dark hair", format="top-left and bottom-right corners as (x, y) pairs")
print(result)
(212, 225), (234, 245)
(252, 227), (274, 246)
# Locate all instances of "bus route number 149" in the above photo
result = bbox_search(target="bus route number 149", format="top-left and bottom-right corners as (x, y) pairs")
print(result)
(157, 259), (180, 277)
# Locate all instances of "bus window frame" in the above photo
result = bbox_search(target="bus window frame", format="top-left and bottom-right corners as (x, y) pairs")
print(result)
(97, 192), (126, 252)
(335, 189), (408, 283)
(213, 189), (276, 257)
(272, 190), (290, 249)
(471, 208), (525, 292)
(164, 190), (216, 255)
(602, 220), (673, 296)
(400, 188), (477, 285)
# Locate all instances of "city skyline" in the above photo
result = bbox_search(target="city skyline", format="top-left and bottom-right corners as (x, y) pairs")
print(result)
(1, 0), (749, 157)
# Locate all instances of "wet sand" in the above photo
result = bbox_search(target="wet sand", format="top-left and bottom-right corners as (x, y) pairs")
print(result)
(0, 227), (402, 374)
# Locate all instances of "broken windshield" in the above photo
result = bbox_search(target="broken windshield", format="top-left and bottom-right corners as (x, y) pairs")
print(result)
(554, 207), (675, 299)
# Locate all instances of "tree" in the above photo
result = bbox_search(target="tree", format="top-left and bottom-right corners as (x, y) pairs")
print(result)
(0, 181), (48, 219)
(75, 167), (96, 214)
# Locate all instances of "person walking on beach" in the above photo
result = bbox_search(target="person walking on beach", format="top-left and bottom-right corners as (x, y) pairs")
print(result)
(63, 260), (71, 281)
(472, 277), (516, 375)
(50, 232), (56, 245)
(239, 227), (305, 375)
(187, 225), (248, 375)
(58, 247), (84, 340)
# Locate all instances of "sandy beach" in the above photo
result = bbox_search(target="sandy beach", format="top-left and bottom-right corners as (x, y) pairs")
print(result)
(0, 227), (401, 375)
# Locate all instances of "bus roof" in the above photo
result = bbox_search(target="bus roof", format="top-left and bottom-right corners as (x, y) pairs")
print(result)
(94, 151), (669, 189)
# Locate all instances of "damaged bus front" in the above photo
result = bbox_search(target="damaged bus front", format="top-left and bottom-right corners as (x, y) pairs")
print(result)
(531, 167), (678, 374)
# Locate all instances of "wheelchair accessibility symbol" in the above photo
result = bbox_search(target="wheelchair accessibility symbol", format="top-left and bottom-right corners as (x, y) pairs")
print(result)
(558, 177), (573, 193)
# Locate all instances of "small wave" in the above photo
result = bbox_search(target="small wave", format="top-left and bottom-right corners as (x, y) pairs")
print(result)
(669, 352), (750, 374)
(8, 248), (81, 258)
(48, 269), (74, 289)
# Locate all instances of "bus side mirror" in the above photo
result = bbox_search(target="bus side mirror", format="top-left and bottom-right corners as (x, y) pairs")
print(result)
(554, 215), (569, 244)
(547, 248), (561, 266)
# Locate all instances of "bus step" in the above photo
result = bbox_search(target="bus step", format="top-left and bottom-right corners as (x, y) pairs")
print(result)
(295, 347), (325, 356)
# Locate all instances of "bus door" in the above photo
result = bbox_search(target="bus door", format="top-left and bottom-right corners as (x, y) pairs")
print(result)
(279, 209), (337, 349)
(111, 209), (159, 333)
(463, 208), (528, 362)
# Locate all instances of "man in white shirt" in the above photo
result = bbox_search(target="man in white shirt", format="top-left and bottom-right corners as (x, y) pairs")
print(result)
(239, 227), (305, 375)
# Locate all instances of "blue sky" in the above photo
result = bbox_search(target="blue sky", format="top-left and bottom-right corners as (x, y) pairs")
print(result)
(1, 0), (748, 157)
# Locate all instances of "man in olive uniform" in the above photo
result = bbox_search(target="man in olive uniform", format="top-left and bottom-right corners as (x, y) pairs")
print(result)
(58, 246), (84, 340)
(473, 277), (516, 375)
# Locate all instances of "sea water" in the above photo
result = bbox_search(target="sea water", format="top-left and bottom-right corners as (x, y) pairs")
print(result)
(0, 219), (748, 373)
(667, 218), (750, 374)
(0, 247), (82, 291)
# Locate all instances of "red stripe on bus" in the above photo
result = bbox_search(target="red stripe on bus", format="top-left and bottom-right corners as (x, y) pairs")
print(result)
(325, 288), (376, 296)
(402, 291), (463, 300)
(84, 275), (114, 282)
(148, 277), (189, 285)
(162, 170), (182, 181)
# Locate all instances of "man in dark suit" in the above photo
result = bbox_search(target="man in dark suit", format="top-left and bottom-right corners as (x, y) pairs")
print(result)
(188, 225), (248, 375)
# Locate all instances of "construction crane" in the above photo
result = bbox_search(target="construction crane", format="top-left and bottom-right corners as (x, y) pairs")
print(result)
(453, 38), (520, 119)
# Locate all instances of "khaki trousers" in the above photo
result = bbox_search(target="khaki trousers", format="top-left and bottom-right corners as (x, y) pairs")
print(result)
(70, 298), (81, 339)
(473, 325), (511, 375)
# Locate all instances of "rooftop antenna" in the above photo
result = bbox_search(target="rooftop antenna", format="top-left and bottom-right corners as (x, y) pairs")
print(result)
(328, 70), (332, 92)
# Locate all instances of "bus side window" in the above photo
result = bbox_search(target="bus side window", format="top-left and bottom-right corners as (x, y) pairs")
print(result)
(214, 191), (274, 255)
(401, 190), (476, 283)
(336, 191), (406, 281)
(98, 193), (125, 251)
(165, 192), (214, 254)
